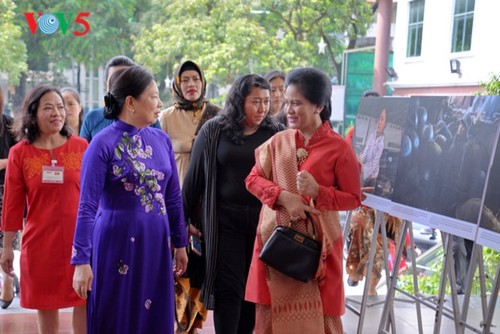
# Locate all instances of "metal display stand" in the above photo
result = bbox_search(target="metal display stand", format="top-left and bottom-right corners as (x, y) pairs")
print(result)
(459, 242), (500, 334)
(377, 226), (499, 333)
(344, 210), (401, 333)
(344, 209), (500, 333)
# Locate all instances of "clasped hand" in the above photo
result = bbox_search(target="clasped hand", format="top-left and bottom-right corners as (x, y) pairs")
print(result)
(296, 170), (318, 199)
(278, 171), (320, 221)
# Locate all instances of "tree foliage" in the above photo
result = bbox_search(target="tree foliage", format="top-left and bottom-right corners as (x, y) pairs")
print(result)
(133, 0), (374, 85)
(480, 73), (500, 95)
(133, 0), (272, 84)
(10, 0), (141, 108)
(36, 0), (140, 69)
(0, 0), (28, 85)
(259, 0), (374, 78)
(399, 245), (499, 296)
(5, 0), (375, 107)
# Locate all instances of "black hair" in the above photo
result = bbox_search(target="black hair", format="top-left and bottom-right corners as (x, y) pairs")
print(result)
(15, 85), (71, 143)
(264, 69), (286, 83)
(285, 67), (332, 122)
(362, 90), (380, 98)
(60, 87), (84, 132)
(219, 74), (274, 144)
(104, 55), (135, 82)
(103, 65), (155, 119)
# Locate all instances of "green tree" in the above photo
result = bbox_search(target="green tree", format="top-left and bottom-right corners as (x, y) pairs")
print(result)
(258, 0), (374, 79)
(480, 73), (500, 95)
(399, 246), (499, 296)
(11, 0), (141, 109)
(133, 0), (374, 85)
(133, 0), (273, 84)
(41, 0), (139, 70)
(0, 0), (28, 86)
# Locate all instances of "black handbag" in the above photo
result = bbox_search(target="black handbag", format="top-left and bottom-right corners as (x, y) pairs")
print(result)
(259, 214), (321, 282)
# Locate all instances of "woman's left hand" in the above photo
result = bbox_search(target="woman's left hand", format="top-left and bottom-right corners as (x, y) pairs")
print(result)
(173, 247), (188, 277)
(296, 171), (319, 199)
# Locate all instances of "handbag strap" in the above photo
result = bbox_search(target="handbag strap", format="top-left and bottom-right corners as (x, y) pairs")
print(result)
(306, 212), (317, 239)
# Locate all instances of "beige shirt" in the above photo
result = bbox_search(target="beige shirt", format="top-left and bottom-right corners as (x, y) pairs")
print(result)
(160, 105), (205, 187)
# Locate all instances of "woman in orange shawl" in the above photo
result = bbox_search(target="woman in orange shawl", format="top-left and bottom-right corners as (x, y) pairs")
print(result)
(245, 67), (361, 334)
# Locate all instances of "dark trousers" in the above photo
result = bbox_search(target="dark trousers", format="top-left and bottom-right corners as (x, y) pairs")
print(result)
(213, 203), (259, 334)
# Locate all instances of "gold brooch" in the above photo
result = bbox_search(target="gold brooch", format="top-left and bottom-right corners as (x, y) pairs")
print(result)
(296, 148), (309, 165)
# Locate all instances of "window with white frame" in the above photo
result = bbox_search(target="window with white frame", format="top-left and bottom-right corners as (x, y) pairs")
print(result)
(407, 0), (425, 57)
(451, 0), (475, 53)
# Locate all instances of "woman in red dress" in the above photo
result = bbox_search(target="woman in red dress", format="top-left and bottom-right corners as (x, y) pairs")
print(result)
(0, 86), (88, 333)
(245, 67), (361, 333)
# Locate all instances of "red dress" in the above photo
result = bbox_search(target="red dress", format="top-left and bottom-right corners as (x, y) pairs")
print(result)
(2, 136), (88, 309)
(245, 123), (362, 318)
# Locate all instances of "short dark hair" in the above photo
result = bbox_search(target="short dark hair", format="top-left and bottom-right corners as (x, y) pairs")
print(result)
(103, 65), (155, 119)
(285, 67), (332, 122)
(220, 74), (273, 144)
(104, 55), (135, 82)
(15, 85), (71, 143)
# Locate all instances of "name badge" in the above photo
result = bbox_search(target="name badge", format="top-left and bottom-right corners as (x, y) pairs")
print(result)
(42, 165), (64, 184)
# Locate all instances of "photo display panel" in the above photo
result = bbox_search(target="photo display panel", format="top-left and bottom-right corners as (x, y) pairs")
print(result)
(474, 96), (500, 250)
(354, 96), (409, 212)
(355, 95), (500, 240)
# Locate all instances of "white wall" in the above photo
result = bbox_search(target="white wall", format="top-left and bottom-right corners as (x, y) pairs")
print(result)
(391, 0), (500, 90)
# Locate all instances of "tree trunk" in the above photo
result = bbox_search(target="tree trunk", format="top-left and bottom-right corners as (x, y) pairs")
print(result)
(77, 63), (81, 93)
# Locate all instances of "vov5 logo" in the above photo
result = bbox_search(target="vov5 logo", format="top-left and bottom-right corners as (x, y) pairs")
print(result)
(24, 12), (90, 36)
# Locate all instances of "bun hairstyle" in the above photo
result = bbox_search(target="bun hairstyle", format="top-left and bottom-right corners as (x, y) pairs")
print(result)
(285, 67), (332, 122)
(103, 65), (155, 119)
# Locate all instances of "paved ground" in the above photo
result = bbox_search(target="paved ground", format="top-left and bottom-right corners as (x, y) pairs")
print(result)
(2, 271), (496, 333)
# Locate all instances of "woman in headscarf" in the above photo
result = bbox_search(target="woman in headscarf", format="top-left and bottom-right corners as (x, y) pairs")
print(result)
(160, 60), (221, 185)
(160, 61), (220, 333)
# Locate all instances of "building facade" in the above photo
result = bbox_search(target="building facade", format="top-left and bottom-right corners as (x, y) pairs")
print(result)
(388, 0), (500, 96)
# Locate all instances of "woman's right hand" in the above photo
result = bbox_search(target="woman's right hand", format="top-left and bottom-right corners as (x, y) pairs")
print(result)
(277, 191), (319, 221)
(73, 264), (93, 299)
(361, 186), (375, 201)
(0, 248), (15, 277)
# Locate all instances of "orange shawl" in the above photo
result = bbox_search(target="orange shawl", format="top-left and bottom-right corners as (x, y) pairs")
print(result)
(250, 129), (342, 334)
